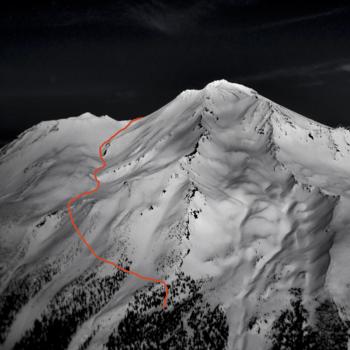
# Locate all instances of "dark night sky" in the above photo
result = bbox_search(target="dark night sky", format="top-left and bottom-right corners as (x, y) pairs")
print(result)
(1, 0), (350, 146)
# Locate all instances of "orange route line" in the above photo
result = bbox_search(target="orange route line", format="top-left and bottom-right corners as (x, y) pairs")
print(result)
(66, 117), (169, 310)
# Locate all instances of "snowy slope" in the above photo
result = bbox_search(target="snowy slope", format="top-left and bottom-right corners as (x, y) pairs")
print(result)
(0, 80), (350, 350)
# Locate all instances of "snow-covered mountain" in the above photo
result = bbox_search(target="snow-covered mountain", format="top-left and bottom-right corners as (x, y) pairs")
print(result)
(1, 80), (350, 350)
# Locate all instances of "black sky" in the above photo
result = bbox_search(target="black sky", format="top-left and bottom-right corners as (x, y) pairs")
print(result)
(1, 0), (350, 146)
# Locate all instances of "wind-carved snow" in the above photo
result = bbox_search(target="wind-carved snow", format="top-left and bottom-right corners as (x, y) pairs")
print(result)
(0, 79), (349, 350)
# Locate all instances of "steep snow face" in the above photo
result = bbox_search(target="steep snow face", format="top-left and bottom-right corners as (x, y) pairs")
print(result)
(0, 80), (350, 350)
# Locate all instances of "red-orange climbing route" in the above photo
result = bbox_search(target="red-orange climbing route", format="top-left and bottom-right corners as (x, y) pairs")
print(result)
(66, 117), (169, 310)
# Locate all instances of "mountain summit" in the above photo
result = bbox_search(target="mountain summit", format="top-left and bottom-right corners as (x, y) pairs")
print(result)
(1, 80), (350, 349)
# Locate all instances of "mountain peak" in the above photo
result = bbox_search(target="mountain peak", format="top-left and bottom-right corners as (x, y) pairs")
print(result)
(178, 79), (258, 102)
(204, 79), (258, 96)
